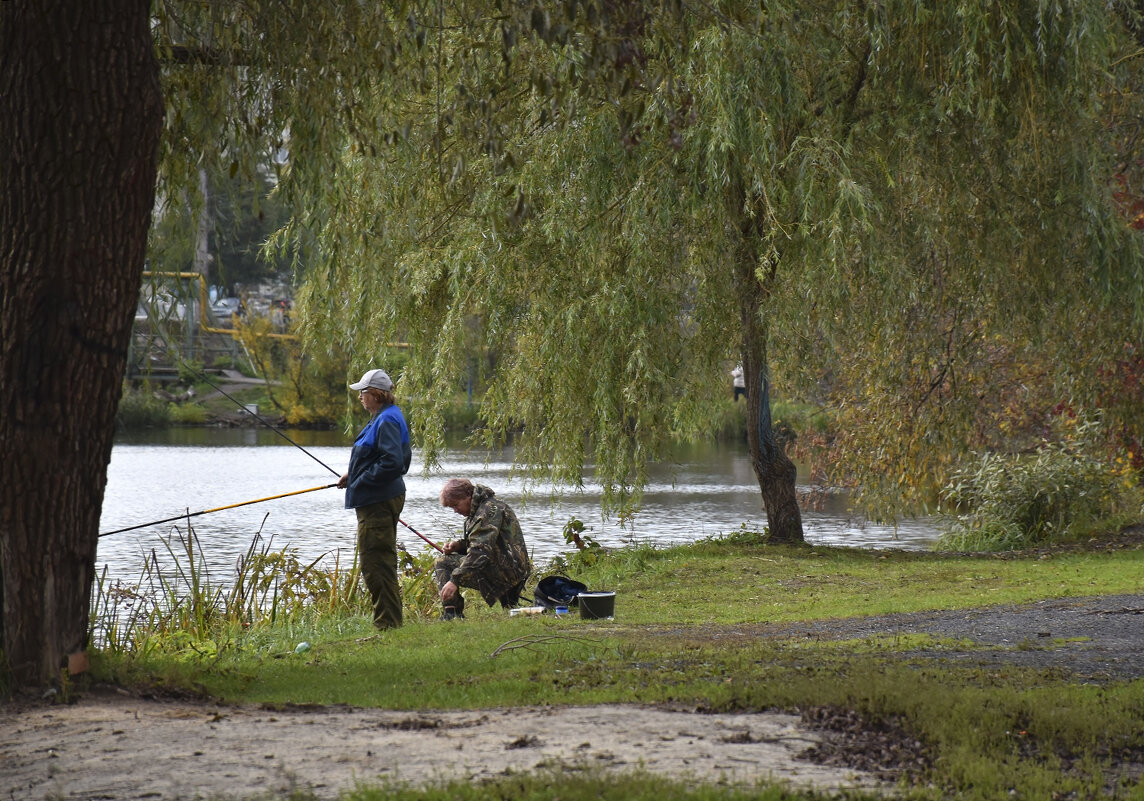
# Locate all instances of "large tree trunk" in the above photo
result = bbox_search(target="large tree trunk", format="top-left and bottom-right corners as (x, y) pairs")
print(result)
(732, 208), (805, 544)
(0, 0), (162, 687)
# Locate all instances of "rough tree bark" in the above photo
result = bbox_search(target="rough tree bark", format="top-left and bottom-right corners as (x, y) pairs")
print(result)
(0, 0), (162, 687)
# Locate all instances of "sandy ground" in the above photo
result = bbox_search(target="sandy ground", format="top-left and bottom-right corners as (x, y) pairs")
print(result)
(0, 696), (887, 800)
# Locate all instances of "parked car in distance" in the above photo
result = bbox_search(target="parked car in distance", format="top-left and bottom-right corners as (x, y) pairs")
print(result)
(210, 297), (243, 326)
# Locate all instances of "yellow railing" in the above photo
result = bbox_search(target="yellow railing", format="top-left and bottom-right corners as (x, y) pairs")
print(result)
(139, 271), (409, 348)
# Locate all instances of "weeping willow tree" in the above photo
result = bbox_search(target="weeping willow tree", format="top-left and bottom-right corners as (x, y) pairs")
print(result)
(2, 0), (740, 688)
(288, 1), (1144, 539)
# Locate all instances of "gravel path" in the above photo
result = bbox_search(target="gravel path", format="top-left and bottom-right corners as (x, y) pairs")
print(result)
(743, 593), (1144, 682)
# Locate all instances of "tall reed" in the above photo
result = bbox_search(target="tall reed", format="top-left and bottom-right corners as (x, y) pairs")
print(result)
(90, 519), (440, 654)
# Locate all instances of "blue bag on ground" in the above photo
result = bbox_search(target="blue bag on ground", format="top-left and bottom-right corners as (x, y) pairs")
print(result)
(534, 575), (588, 608)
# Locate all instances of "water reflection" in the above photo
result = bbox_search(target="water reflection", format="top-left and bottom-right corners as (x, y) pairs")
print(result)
(99, 428), (941, 589)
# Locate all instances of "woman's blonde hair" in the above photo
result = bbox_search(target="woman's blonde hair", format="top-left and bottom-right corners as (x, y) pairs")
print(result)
(364, 388), (395, 406)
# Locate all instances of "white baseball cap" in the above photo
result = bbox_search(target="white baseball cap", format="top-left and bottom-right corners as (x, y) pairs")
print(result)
(349, 368), (394, 392)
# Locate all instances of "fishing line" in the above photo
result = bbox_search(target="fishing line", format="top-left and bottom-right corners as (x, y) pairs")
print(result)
(187, 366), (341, 477)
(184, 363), (443, 552)
(100, 484), (339, 537)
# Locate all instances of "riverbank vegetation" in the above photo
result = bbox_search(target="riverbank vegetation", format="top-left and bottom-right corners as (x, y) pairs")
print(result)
(937, 417), (1144, 551)
(116, 369), (766, 439)
(83, 525), (1144, 801)
(115, 365), (1144, 555)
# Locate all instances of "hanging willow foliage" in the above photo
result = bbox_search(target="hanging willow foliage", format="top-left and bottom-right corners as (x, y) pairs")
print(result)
(155, 0), (1144, 522)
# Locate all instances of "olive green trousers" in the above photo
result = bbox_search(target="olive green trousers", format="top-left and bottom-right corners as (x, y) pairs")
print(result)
(355, 494), (405, 629)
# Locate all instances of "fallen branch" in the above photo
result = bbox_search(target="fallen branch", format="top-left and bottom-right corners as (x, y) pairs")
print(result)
(490, 633), (601, 658)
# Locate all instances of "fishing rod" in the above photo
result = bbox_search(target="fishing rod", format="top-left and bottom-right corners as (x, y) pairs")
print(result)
(100, 484), (338, 537)
(398, 517), (444, 552)
(185, 364), (444, 553)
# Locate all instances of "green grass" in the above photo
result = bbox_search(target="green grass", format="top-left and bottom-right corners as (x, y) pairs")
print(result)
(86, 534), (1144, 801)
(115, 386), (171, 427)
(558, 539), (1144, 625)
(106, 539), (1144, 707)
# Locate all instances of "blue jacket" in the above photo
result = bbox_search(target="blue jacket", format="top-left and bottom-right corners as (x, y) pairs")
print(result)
(344, 404), (411, 509)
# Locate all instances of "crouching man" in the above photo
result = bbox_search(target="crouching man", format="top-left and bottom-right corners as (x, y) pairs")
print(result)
(434, 478), (531, 620)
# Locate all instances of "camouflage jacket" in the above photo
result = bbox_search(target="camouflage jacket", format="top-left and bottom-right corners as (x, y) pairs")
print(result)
(449, 484), (531, 606)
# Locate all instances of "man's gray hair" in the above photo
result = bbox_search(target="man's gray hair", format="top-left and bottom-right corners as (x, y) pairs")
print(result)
(440, 478), (474, 507)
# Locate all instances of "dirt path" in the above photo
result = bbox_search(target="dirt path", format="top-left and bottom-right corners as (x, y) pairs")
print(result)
(701, 592), (1144, 683)
(1, 698), (887, 800)
(3, 593), (1142, 800)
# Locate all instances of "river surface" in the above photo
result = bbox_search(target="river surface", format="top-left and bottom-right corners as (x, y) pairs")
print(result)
(97, 428), (941, 589)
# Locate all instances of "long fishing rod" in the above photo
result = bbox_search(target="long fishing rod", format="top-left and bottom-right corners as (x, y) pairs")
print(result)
(100, 484), (338, 537)
(186, 364), (443, 552)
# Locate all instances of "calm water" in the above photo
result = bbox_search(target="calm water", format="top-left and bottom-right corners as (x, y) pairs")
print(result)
(97, 428), (941, 588)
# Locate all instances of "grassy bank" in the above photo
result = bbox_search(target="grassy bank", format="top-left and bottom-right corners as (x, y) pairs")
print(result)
(85, 531), (1144, 801)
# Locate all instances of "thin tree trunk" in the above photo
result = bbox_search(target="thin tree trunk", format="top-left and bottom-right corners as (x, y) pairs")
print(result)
(732, 198), (805, 544)
(193, 167), (212, 282)
(743, 349), (804, 543)
(0, 0), (162, 687)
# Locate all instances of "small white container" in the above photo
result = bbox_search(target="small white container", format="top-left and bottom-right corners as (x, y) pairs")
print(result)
(509, 606), (547, 616)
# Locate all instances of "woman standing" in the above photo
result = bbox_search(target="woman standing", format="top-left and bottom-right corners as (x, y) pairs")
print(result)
(338, 368), (411, 629)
